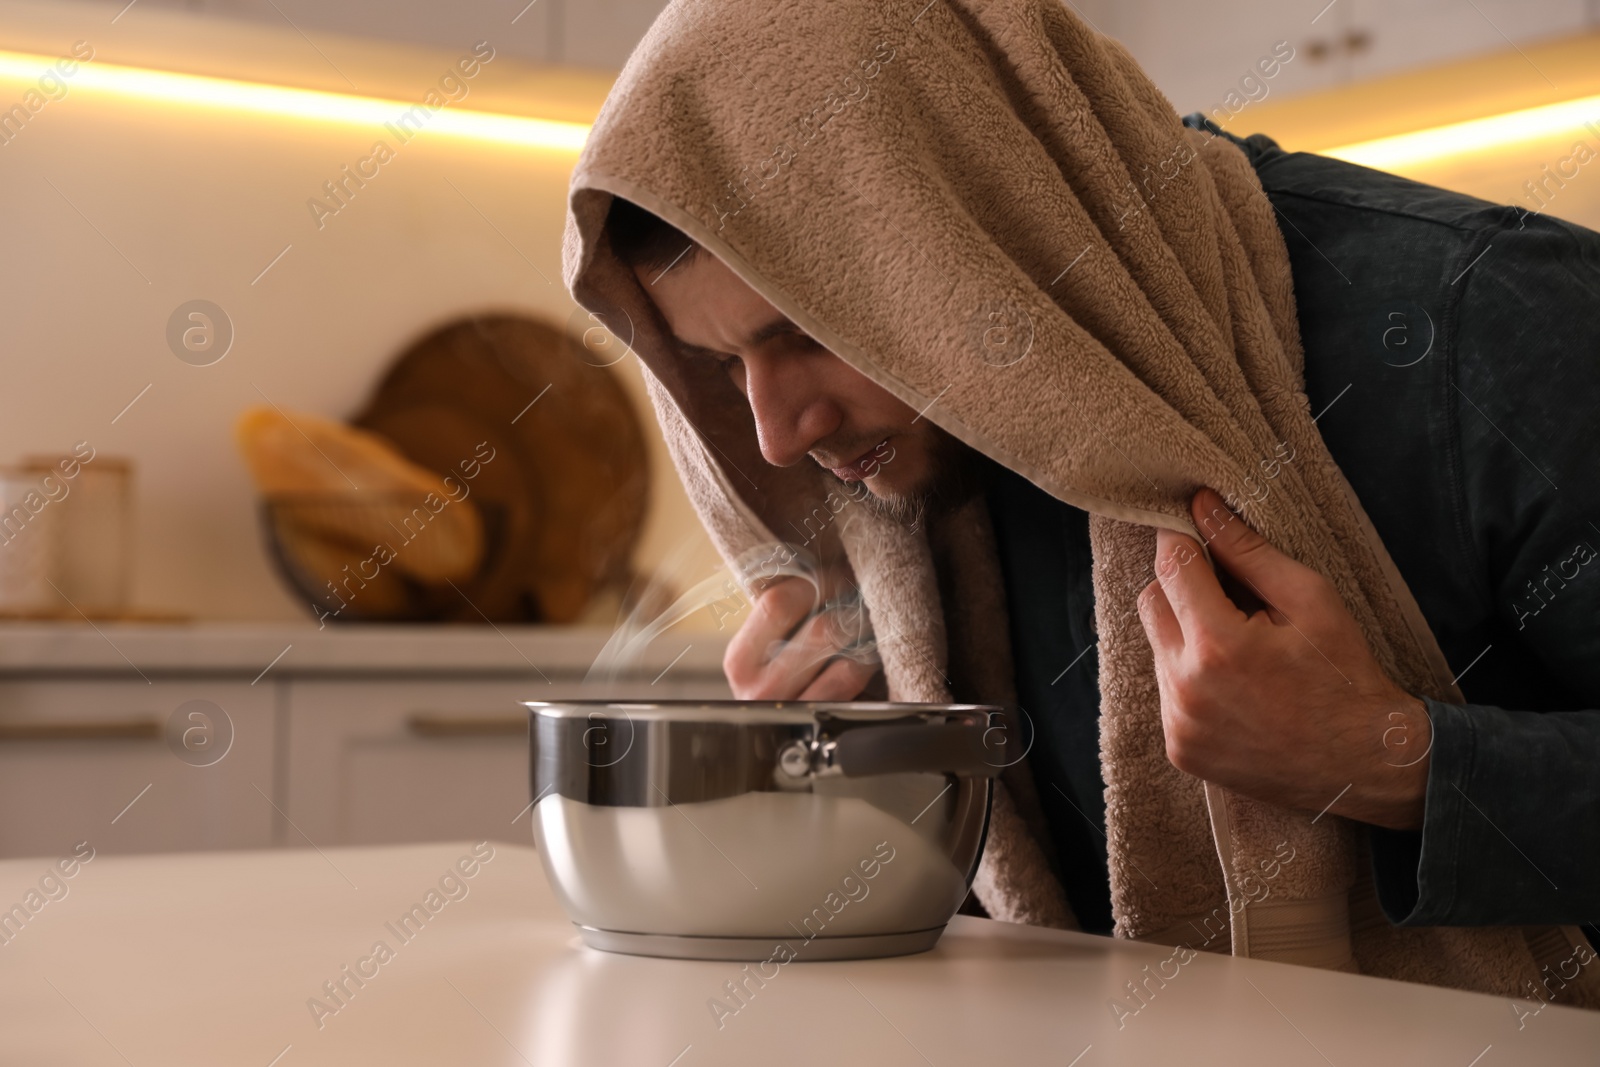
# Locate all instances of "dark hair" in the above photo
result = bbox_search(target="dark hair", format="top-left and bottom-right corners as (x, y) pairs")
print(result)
(606, 196), (701, 274)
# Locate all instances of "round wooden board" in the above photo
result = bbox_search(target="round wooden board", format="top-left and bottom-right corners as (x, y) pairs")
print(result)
(352, 313), (651, 623)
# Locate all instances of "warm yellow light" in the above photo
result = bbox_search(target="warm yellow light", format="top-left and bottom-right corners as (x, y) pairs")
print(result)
(1324, 93), (1600, 170)
(0, 49), (590, 151)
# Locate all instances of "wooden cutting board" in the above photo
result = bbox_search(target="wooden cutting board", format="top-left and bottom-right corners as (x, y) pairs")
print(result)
(352, 313), (650, 623)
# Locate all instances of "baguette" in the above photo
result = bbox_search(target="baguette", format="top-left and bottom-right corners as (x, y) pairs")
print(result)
(280, 529), (412, 617)
(235, 406), (484, 583)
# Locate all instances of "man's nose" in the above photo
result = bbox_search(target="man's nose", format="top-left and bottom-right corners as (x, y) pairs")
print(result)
(743, 353), (839, 468)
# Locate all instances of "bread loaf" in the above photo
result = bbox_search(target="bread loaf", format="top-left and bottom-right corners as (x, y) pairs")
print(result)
(234, 406), (484, 584)
(279, 531), (412, 616)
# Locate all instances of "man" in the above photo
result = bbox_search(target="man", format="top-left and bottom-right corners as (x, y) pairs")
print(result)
(566, 0), (1600, 1004)
(602, 112), (1600, 945)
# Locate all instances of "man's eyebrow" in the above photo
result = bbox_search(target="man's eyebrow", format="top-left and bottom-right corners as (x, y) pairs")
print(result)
(670, 336), (728, 360)
(747, 316), (806, 346)
(670, 316), (807, 359)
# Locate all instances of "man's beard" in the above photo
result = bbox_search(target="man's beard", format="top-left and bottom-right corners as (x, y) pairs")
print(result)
(833, 425), (982, 532)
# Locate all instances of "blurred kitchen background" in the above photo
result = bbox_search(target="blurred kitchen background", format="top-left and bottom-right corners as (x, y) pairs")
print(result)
(2, 0), (1598, 860)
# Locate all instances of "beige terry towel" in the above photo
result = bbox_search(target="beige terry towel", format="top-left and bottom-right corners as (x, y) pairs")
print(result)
(562, 0), (1600, 1004)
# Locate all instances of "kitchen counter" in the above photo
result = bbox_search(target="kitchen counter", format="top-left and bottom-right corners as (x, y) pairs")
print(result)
(2, 842), (1594, 1065)
(0, 621), (728, 678)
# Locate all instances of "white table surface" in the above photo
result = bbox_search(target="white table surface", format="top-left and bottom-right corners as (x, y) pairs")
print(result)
(1, 841), (1595, 1066)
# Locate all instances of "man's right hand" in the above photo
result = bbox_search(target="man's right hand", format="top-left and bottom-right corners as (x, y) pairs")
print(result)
(723, 577), (879, 700)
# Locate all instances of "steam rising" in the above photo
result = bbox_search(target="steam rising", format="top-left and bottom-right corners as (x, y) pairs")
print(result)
(586, 540), (880, 686)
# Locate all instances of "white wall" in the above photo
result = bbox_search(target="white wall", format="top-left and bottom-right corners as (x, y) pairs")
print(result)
(5, 0), (1597, 623)
(0, 2), (723, 622)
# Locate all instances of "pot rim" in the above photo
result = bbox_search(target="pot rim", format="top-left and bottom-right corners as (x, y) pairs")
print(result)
(524, 699), (1003, 725)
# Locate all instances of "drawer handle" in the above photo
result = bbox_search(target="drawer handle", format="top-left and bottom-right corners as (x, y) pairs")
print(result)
(0, 719), (162, 742)
(406, 713), (526, 737)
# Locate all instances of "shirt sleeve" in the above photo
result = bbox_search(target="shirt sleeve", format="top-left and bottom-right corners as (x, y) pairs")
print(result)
(1369, 208), (1600, 928)
(1371, 698), (1600, 925)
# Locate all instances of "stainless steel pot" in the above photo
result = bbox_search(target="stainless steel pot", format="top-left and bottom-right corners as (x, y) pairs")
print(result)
(526, 700), (1009, 961)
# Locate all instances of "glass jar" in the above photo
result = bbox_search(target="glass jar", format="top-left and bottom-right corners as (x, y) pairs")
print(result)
(22, 454), (134, 618)
(0, 465), (64, 616)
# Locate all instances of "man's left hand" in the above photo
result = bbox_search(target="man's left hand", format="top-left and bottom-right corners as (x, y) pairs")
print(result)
(1137, 488), (1432, 832)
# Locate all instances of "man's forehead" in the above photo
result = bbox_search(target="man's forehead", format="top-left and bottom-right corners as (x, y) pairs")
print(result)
(632, 251), (817, 362)
(670, 314), (805, 358)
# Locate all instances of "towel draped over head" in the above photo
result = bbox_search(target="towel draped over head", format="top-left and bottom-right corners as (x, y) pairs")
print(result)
(562, 0), (1600, 1002)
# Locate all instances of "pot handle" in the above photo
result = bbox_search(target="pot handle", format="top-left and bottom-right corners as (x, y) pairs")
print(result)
(831, 722), (1008, 778)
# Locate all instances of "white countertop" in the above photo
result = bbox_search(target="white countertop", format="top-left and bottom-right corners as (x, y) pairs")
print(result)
(2, 841), (1594, 1065)
(0, 622), (728, 678)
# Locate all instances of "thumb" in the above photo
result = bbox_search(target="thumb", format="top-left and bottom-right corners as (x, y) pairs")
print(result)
(1190, 489), (1306, 612)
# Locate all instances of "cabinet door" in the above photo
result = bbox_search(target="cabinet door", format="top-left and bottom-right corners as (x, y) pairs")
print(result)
(1100, 1), (1346, 117)
(285, 673), (730, 848)
(0, 681), (277, 859)
(1349, 0), (1590, 83)
(1106, 0), (1592, 116)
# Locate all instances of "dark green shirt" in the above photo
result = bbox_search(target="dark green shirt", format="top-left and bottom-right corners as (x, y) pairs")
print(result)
(985, 113), (1600, 939)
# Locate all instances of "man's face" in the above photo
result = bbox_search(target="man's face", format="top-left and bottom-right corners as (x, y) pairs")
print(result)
(635, 251), (958, 513)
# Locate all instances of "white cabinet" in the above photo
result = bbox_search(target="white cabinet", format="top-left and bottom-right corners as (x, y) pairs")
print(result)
(1096, 0), (1597, 113)
(284, 674), (726, 849)
(1093, 1), (1343, 116)
(73, 0), (1599, 82)
(285, 679), (539, 849)
(0, 624), (730, 859)
(0, 681), (277, 857)
(1346, 0), (1591, 81)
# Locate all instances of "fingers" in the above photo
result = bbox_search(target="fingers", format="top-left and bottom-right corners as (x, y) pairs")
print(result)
(724, 578), (818, 698)
(798, 655), (879, 701)
(724, 578), (876, 700)
(1189, 489), (1302, 611)
(762, 610), (851, 693)
(730, 578), (815, 656)
(1137, 576), (1183, 653)
(1152, 525), (1237, 640)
